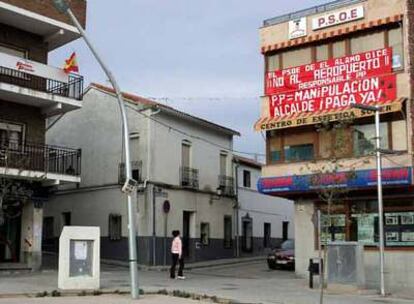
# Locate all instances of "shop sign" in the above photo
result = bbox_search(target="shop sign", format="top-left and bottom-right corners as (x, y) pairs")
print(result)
(264, 48), (396, 120)
(257, 167), (412, 194)
(288, 17), (307, 39)
(257, 101), (402, 131)
(0, 51), (68, 83)
(312, 6), (364, 30)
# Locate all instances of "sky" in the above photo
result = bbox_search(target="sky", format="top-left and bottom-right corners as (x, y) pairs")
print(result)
(50, 0), (329, 161)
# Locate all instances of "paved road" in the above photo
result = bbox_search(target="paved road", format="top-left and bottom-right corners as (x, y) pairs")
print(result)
(1, 261), (413, 304)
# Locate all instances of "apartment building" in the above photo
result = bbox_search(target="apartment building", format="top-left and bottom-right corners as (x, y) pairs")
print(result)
(44, 83), (242, 265)
(255, 0), (414, 293)
(234, 156), (293, 256)
(0, 0), (86, 270)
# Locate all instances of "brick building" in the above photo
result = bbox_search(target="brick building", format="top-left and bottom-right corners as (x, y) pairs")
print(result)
(0, 0), (86, 270)
(255, 0), (414, 294)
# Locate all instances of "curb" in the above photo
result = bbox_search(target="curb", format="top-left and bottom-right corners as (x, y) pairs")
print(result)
(0, 288), (259, 304)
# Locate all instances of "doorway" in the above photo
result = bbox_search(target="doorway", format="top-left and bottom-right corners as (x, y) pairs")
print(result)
(242, 215), (253, 253)
(0, 215), (21, 263)
(182, 211), (194, 258)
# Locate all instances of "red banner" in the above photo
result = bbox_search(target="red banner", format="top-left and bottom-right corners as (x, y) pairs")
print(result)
(265, 48), (397, 118)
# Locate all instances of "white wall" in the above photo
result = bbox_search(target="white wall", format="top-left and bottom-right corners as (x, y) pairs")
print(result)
(237, 163), (294, 239)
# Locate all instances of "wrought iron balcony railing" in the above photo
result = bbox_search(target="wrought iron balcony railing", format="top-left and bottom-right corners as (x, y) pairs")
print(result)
(0, 66), (84, 100)
(218, 175), (235, 197)
(0, 140), (81, 176)
(180, 166), (199, 189)
(118, 160), (143, 184)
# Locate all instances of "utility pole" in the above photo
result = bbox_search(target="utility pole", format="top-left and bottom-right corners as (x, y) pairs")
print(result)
(53, 0), (139, 298)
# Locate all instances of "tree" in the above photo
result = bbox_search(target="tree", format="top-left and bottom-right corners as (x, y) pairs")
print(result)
(299, 120), (357, 304)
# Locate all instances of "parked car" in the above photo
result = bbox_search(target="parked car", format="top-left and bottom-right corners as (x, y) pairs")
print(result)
(267, 239), (295, 270)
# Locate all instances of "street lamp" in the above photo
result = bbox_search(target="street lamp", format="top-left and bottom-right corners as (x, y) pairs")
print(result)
(351, 103), (385, 296)
(53, 1), (140, 299)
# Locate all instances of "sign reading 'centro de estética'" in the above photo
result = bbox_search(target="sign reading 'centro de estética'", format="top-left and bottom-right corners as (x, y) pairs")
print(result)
(259, 48), (397, 129)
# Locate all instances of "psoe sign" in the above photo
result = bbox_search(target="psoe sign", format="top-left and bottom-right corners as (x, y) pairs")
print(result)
(312, 6), (364, 30)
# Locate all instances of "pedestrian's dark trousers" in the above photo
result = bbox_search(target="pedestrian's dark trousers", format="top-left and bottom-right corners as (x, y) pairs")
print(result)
(170, 253), (184, 278)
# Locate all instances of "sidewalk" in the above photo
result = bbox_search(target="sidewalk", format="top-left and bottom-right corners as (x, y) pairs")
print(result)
(0, 295), (209, 304)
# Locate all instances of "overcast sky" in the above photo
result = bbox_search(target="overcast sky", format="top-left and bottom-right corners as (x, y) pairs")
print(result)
(50, 0), (329, 160)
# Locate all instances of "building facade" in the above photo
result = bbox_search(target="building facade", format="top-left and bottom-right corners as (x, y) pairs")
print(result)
(44, 84), (242, 265)
(255, 0), (414, 293)
(234, 156), (293, 256)
(0, 0), (86, 270)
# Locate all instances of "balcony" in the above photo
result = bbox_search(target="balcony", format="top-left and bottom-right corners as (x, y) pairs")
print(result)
(180, 166), (199, 189)
(0, 52), (83, 116)
(0, 0), (85, 51)
(118, 161), (143, 184)
(0, 140), (81, 183)
(218, 175), (235, 197)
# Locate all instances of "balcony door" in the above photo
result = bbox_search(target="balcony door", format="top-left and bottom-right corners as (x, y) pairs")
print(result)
(220, 153), (227, 176)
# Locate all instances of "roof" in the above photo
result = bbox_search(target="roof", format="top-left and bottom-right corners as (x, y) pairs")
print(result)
(88, 83), (240, 137)
(263, 0), (366, 27)
(234, 155), (263, 169)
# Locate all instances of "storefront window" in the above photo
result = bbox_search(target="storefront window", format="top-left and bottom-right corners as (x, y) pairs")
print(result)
(321, 214), (346, 243)
(282, 47), (312, 68)
(388, 26), (404, 70)
(385, 212), (414, 246)
(353, 123), (389, 157)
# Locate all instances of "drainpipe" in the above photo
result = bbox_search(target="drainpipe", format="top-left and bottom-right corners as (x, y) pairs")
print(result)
(146, 107), (160, 266)
(233, 159), (240, 258)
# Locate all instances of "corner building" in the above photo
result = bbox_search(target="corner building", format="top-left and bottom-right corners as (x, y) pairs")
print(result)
(255, 0), (414, 293)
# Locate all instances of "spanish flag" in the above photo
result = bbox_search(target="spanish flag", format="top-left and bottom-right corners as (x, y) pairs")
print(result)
(63, 52), (79, 74)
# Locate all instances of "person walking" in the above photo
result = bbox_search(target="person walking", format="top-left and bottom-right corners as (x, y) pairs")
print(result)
(170, 230), (185, 279)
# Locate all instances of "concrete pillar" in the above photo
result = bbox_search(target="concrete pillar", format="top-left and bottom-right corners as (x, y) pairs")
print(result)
(294, 200), (317, 278)
(20, 201), (43, 270)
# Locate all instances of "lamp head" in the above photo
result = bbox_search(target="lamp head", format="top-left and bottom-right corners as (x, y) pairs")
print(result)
(53, 0), (69, 13)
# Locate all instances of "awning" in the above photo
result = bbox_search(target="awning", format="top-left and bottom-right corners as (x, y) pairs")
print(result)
(254, 98), (405, 132)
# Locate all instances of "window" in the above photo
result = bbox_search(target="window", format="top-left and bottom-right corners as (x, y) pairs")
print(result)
(181, 141), (191, 168)
(353, 123), (389, 157)
(0, 121), (24, 150)
(0, 44), (26, 58)
(282, 221), (289, 241)
(267, 54), (280, 71)
(220, 152), (227, 176)
(224, 216), (232, 248)
(109, 214), (122, 241)
(282, 47), (312, 68)
(264, 223), (271, 248)
(321, 214), (346, 243)
(62, 212), (71, 226)
(351, 31), (385, 54)
(316, 44), (329, 62)
(132, 168), (140, 181)
(200, 222), (210, 245)
(284, 144), (314, 162)
(388, 26), (404, 69)
(332, 40), (346, 58)
(243, 170), (251, 188)
(268, 131), (282, 164)
(42, 217), (54, 240)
